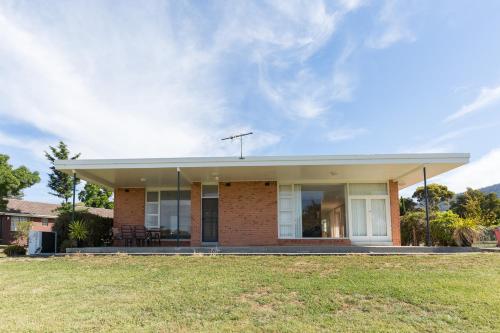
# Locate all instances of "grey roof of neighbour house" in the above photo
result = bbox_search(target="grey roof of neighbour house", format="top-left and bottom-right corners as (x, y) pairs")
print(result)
(0, 199), (113, 219)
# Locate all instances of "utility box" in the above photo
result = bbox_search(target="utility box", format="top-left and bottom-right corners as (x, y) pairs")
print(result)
(28, 231), (57, 255)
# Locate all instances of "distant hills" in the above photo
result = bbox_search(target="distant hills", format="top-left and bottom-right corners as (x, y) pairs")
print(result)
(479, 183), (500, 196)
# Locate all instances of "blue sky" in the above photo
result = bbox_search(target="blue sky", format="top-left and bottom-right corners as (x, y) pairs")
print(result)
(0, 0), (499, 203)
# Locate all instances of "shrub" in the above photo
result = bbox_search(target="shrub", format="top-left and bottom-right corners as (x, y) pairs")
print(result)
(59, 239), (77, 253)
(14, 220), (32, 244)
(400, 211), (425, 245)
(452, 218), (482, 247)
(430, 211), (460, 246)
(69, 220), (89, 246)
(4, 244), (26, 256)
(53, 210), (113, 252)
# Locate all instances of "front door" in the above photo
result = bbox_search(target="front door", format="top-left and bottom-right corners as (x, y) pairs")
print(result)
(202, 198), (218, 242)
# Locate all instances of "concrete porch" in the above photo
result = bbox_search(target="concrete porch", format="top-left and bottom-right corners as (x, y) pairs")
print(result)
(64, 246), (492, 255)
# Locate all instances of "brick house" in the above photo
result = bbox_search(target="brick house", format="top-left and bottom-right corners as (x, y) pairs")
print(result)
(0, 199), (113, 245)
(55, 154), (469, 247)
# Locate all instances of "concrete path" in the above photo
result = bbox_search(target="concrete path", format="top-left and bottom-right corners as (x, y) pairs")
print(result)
(64, 246), (497, 255)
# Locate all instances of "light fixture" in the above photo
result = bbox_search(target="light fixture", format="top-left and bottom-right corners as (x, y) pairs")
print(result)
(140, 178), (146, 182)
(329, 171), (338, 176)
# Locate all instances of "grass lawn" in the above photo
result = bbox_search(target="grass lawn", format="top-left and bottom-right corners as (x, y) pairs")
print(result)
(0, 254), (499, 332)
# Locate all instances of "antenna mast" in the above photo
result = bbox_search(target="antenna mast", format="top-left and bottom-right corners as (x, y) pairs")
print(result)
(221, 132), (253, 159)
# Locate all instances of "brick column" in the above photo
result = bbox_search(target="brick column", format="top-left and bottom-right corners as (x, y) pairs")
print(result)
(190, 183), (201, 246)
(389, 180), (401, 246)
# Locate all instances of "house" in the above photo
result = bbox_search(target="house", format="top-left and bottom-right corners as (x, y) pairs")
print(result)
(0, 199), (113, 245)
(54, 153), (469, 247)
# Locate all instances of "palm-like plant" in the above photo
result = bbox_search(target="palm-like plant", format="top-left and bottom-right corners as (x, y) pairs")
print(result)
(69, 220), (89, 247)
(452, 218), (482, 247)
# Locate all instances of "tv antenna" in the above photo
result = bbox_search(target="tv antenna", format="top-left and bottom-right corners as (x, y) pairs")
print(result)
(221, 132), (253, 159)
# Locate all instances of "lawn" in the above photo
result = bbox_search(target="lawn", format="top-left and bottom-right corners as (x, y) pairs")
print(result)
(0, 254), (499, 332)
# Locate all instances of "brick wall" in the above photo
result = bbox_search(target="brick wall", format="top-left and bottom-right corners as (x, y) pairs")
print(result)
(218, 181), (278, 246)
(114, 188), (145, 228)
(389, 180), (401, 246)
(190, 183), (201, 246)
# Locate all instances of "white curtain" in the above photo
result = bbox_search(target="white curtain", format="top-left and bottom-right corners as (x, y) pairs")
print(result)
(351, 199), (367, 236)
(371, 199), (387, 236)
(278, 185), (294, 238)
(294, 185), (302, 238)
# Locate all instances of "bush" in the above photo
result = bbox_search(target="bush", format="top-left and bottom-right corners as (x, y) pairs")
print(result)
(452, 218), (482, 247)
(69, 220), (89, 246)
(400, 211), (425, 245)
(59, 239), (77, 253)
(4, 244), (26, 256)
(53, 210), (113, 252)
(430, 211), (460, 246)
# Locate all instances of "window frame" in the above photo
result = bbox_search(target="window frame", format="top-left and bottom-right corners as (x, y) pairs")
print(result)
(277, 182), (350, 240)
(144, 187), (192, 240)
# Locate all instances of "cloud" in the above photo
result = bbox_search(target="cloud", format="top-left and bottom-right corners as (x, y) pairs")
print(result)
(0, 2), (295, 159)
(327, 127), (368, 142)
(445, 85), (500, 122)
(402, 124), (498, 153)
(366, 0), (416, 49)
(400, 148), (500, 197)
(0, 131), (51, 158)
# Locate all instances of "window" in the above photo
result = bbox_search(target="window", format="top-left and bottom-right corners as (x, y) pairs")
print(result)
(42, 218), (49, 226)
(278, 184), (346, 238)
(348, 183), (390, 240)
(10, 216), (30, 232)
(145, 190), (191, 239)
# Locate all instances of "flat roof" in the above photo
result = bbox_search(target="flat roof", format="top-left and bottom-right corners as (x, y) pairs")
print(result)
(55, 153), (470, 190)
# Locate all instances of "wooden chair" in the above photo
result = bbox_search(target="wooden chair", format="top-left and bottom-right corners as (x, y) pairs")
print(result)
(121, 225), (134, 247)
(134, 226), (147, 247)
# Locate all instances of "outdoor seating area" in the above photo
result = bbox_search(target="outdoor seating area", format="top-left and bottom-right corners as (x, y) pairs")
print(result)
(111, 226), (161, 247)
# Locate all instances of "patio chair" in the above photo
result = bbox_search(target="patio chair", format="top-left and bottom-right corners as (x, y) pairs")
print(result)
(134, 226), (147, 247)
(108, 227), (122, 246)
(147, 228), (161, 246)
(121, 225), (135, 247)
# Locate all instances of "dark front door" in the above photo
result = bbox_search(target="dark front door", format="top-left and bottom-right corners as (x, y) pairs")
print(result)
(202, 198), (218, 242)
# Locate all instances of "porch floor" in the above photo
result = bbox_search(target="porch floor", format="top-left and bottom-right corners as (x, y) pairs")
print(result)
(64, 246), (495, 255)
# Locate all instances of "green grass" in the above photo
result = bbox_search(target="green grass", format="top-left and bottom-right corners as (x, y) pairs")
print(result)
(0, 254), (499, 332)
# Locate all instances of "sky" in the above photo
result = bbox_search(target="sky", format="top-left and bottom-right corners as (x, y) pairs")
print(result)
(0, 0), (499, 203)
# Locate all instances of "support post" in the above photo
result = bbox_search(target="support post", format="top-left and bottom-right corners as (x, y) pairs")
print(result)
(423, 167), (431, 246)
(72, 171), (76, 224)
(176, 167), (180, 247)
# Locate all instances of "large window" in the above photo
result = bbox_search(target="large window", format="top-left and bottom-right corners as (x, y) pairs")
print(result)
(348, 183), (390, 240)
(145, 190), (191, 239)
(278, 184), (346, 238)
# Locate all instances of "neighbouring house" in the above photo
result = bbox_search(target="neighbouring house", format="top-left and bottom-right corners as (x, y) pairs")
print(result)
(0, 199), (113, 245)
(55, 153), (469, 247)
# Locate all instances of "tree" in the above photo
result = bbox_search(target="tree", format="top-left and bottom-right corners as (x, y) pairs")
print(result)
(45, 141), (81, 204)
(399, 197), (417, 215)
(78, 183), (114, 209)
(412, 184), (454, 211)
(450, 188), (500, 226)
(0, 154), (40, 210)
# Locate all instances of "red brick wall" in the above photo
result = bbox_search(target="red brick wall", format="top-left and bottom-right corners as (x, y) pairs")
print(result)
(190, 183), (201, 246)
(114, 188), (145, 228)
(218, 181), (278, 246)
(389, 180), (401, 246)
(31, 217), (55, 232)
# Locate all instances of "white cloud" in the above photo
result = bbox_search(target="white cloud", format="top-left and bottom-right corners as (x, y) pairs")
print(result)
(445, 85), (500, 122)
(401, 148), (500, 197)
(366, 0), (416, 49)
(0, 131), (51, 158)
(327, 127), (368, 142)
(0, 2), (294, 159)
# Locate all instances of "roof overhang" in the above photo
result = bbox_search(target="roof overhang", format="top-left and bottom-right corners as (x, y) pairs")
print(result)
(54, 153), (470, 190)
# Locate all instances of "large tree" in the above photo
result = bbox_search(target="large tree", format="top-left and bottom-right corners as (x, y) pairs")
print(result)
(78, 183), (114, 209)
(0, 154), (40, 210)
(45, 141), (81, 204)
(450, 188), (500, 226)
(412, 184), (454, 211)
(400, 197), (417, 215)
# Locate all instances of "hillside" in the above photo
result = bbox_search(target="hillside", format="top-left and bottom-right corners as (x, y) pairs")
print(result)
(479, 183), (500, 196)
